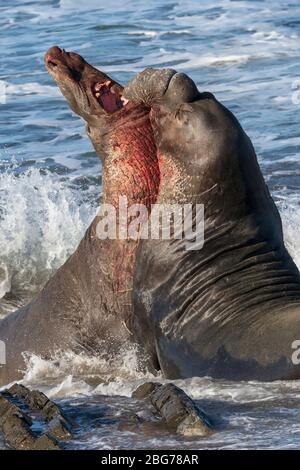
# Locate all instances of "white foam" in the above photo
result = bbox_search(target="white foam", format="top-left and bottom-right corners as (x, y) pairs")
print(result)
(127, 31), (158, 38)
(0, 168), (95, 314)
(19, 346), (159, 399)
(99, 51), (256, 75)
(277, 198), (300, 270)
(127, 30), (192, 38)
(253, 31), (285, 41)
(4, 82), (60, 98)
(0, 265), (10, 299)
(185, 53), (252, 68)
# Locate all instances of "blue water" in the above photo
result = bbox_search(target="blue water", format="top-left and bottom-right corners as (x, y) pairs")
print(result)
(1, 0), (300, 449)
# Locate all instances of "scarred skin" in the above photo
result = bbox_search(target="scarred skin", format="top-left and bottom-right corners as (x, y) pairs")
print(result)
(124, 68), (300, 381)
(0, 48), (159, 385)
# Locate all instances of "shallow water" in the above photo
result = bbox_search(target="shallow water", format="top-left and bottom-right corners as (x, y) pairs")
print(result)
(1, 0), (300, 449)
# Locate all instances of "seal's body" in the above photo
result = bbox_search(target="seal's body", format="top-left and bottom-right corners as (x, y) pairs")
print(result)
(124, 68), (300, 381)
(0, 49), (159, 385)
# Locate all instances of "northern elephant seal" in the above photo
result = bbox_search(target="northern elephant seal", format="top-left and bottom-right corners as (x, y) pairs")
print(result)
(124, 68), (300, 381)
(0, 49), (159, 385)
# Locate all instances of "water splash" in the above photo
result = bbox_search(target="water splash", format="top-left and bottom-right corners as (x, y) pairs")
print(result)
(20, 347), (159, 399)
(0, 168), (96, 315)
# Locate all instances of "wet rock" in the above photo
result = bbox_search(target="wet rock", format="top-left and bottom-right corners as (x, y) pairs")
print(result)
(152, 384), (212, 437)
(117, 412), (143, 432)
(0, 383), (72, 449)
(6, 383), (71, 440)
(132, 382), (160, 399)
(138, 420), (171, 436)
(8, 383), (48, 409)
(33, 433), (60, 451)
(0, 395), (33, 449)
(132, 382), (212, 437)
(47, 415), (71, 441)
(0, 395), (59, 450)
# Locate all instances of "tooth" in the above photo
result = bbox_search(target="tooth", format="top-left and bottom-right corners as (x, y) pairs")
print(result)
(121, 97), (129, 105)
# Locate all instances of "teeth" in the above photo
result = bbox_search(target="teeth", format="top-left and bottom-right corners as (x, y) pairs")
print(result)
(121, 96), (129, 105)
(94, 79), (112, 92)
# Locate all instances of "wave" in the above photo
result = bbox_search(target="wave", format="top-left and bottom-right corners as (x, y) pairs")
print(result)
(18, 346), (159, 399)
(277, 197), (300, 270)
(3, 82), (60, 98)
(0, 168), (96, 315)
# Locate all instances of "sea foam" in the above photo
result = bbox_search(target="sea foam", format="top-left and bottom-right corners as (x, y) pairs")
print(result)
(0, 168), (96, 315)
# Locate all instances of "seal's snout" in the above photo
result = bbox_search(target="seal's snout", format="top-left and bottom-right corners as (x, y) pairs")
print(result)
(46, 45), (62, 57)
(123, 68), (176, 106)
(45, 46), (128, 116)
(123, 68), (200, 107)
(166, 72), (199, 104)
(44, 46), (63, 67)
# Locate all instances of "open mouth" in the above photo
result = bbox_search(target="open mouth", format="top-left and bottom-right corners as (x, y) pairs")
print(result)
(45, 46), (130, 115)
(46, 59), (58, 68)
(45, 55), (60, 71)
(92, 80), (128, 114)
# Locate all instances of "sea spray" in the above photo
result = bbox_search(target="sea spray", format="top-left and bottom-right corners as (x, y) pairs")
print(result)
(0, 168), (96, 315)
(20, 346), (160, 399)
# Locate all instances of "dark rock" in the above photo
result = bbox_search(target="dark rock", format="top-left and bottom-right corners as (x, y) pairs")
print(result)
(6, 383), (71, 440)
(47, 416), (72, 441)
(9, 384), (49, 409)
(0, 383), (72, 449)
(0, 395), (60, 450)
(33, 433), (60, 451)
(151, 383), (212, 437)
(117, 412), (142, 432)
(117, 418), (168, 436)
(0, 394), (33, 449)
(132, 382), (213, 437)
(132, 382), (160, 399)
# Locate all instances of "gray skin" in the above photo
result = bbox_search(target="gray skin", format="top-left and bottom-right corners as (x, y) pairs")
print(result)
(123, 68), (300, 381)
(0, 48), (159, 385)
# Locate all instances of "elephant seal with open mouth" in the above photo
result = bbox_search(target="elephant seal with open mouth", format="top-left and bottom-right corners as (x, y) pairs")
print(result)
(0, 48), (159, 385)
(124, 68), (300, 381)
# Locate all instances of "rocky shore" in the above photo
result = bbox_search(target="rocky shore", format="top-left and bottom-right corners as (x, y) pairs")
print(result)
(0, 382), (213, 450)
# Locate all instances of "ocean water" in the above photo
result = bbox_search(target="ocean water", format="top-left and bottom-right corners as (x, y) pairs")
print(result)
(1, 0), (300, 449)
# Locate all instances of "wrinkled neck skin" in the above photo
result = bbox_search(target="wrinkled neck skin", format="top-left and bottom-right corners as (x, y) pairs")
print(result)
(88, 103), (159, 209)
(76, 102), (159, 340)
